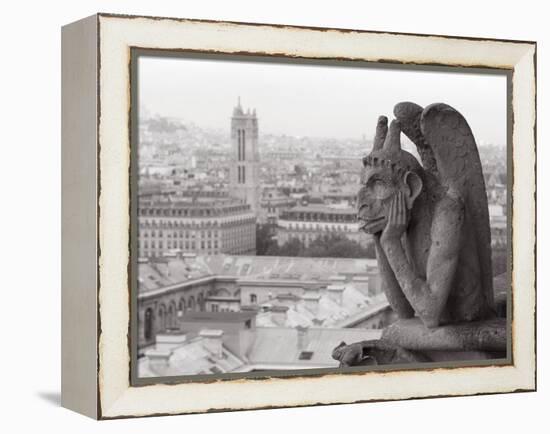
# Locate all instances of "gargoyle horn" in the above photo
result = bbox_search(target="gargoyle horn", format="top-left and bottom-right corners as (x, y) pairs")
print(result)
(383, 119), (402, 153)
(372, 115), (388, 151)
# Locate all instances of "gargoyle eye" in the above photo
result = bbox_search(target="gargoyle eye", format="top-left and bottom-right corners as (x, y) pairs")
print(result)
(364, 176), (391, 199)
(367, 176), (384, 187)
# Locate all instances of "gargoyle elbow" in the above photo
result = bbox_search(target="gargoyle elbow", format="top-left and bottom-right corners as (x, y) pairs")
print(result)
(418, 311), (442, 329)
(422, 317), (441, 329)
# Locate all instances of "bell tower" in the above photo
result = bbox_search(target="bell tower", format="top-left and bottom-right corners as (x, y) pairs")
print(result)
(229, 98), (260, 217)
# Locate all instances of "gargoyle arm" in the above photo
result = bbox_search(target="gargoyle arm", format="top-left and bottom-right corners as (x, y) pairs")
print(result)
(381, 193), (464, 328)
(374, 236), (415, 319)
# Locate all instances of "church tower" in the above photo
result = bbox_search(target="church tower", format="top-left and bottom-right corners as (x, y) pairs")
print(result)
(229, 98), (260, 217)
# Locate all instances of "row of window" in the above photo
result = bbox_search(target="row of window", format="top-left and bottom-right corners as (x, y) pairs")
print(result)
(142, 250), (221, 257)
(139, 240), (220, 250)
(138, 206), (250, 217)
(139, 218), (255, 228)
(140, 230), (219, 238)
(139, 228), (254, 240)
(281, 213), (356, 222)
(264, 206), (285, 214)
(283, 223), (356, 232)
(281, 232), (358, 245)
(143, 296), (206, 339)
(147, 294), (259, 326)
(139, 237), (255, 251)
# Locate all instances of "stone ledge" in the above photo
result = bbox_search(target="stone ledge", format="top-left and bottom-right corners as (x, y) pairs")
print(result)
(381, 317), (507, 352)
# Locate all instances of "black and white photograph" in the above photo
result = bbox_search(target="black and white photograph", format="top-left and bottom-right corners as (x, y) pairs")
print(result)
(1, 0), (545, 429)
(133, 54), (510, 380)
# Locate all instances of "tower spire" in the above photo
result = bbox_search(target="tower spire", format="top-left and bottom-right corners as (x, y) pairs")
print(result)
(229, 101), (260, 217)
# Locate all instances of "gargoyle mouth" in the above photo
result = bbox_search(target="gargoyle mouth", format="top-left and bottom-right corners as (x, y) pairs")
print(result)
(358, 216), (386, 233)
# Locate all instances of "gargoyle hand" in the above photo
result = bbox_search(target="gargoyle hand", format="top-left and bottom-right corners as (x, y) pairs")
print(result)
(381, 191), (407, 243)
(331, 341), (377, 367)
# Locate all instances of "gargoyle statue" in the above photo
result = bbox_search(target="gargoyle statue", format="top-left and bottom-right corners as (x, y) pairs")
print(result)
(333, 102), (501, 367)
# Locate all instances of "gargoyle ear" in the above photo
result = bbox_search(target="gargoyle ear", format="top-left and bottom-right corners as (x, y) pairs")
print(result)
(404, 171), (423, 208)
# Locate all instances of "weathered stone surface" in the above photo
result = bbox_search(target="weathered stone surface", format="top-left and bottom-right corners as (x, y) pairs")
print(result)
(357, 102), (494, 328)
(332, 102), (506, 367)
(332, 339), (428, 367)
(381, 318), (506, 352)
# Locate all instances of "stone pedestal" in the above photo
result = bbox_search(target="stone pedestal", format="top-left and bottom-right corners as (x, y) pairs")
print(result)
(332, 317), (507, 367)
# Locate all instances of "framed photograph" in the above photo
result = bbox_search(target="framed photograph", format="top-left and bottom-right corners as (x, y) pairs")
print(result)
(61, 13), (536, 419)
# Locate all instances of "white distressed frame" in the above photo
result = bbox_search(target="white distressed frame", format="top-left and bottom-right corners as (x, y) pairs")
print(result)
(68, 14), (537, 419)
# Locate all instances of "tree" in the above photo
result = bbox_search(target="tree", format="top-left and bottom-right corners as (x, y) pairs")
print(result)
(256, 224), (276, 255)
(259, 233), (376, 259)
(304, 234), (374, 259)
(277, 238), (305, 256)
(265, 244), (281, 256)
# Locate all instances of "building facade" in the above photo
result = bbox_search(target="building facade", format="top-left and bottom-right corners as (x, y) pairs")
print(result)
(276, 204), (371, 248)
(138, 194), (256, 258)
(229, 99), (261, 217)
(137, 254), (384, 350)
(258, 190), (297, 227)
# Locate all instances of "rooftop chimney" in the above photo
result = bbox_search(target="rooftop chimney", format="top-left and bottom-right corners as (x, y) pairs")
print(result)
(296, 325), (309, 350)
(302, 293), (321, 315)
(304, 285), (321, 297)
(329, 275), (346, 284)
(199, 329), (224, 359)
(275, 293), (301, 308)
(155, 333), (187, 351)
(270, 305), (289, 326)
(327, 284), (345, 306)
(145, 348), (172, 369)
(351, 276), (370, 297)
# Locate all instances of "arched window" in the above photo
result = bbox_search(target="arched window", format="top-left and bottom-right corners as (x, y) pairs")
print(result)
(198, 293), (205, 312)
(188, 296), (196, 312)
(168, 301), (176, 328)
(237, 130), (242, 160)
(250, 293), (257, 304)
(144, 308), (154, 341)
(157, 304), (166, 331)
(178, 298), (186, 318)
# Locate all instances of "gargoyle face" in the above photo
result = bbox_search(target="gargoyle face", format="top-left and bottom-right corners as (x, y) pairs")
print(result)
(357, 166), (400, 234)
(357, 117), (424, 234)
(357, 116), (422, 234)
(357, 164), (423, 235)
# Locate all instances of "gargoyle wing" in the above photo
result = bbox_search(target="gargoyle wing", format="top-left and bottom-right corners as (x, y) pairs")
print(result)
(393, 102), (439, 177)
(395, 102), (494, 310)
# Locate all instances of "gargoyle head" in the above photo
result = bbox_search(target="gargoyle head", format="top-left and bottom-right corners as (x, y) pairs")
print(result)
(357, 116), (424, 235)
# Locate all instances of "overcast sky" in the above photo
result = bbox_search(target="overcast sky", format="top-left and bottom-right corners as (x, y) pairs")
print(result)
(138, 55), (507, 145)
